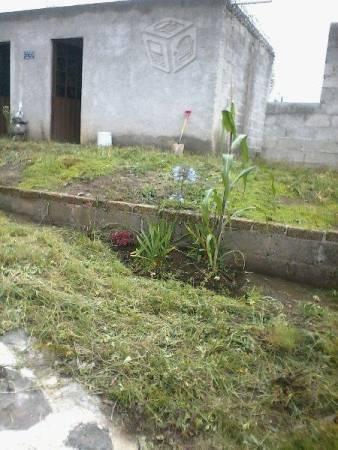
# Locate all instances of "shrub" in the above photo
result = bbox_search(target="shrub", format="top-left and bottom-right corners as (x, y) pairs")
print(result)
(110, 230), (135, 248)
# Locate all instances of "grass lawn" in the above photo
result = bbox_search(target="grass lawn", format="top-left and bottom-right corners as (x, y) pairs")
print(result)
(0, 139), (337, 230)
(0, 212), (337, 449)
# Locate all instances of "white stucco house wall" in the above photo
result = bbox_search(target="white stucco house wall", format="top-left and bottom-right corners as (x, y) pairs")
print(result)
(0, 0), (274, 153)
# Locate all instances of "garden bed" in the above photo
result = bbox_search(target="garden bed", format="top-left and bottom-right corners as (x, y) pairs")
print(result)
(0, 212), (337, 449)
(115, 244), (247, 296)
(0, 185), (336, 287)
(0, 139), (337, 230)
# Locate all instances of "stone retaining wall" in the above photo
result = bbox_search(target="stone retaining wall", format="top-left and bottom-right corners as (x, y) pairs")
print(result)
(0, 185), (337, 288)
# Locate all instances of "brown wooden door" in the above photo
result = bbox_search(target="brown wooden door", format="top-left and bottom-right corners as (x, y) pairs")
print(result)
(0, 42), (10, 136)
(51, 39), (83, 144)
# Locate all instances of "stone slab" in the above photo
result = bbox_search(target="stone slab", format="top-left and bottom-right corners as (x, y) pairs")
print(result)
(0, 331), (139, 450)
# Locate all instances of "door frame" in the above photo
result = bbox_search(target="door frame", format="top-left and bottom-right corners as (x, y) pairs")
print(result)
(0, 41), (10, 136)
(51, 37), (83, 144)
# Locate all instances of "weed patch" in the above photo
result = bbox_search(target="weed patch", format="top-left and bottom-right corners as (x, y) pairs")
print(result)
(266, 320), (303, 352)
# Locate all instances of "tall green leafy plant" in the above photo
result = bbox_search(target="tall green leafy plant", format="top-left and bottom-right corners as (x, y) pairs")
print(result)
(187, 104), (255, 272)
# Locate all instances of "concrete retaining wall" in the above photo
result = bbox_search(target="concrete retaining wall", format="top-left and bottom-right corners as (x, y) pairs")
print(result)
(262, 23), (338, 167)
(0, 185), (337, 288)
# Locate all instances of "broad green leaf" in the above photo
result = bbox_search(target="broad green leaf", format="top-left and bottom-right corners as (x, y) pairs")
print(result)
(231, 206), (256, 219)
(222, 154), (234, 176)
(231, 134), (249, 164)
(222, 109), (237, 136)
(270, 173), (277, 197)
(212, 190), (223, 216)
(221, 154), (234, 196)
(206, 234), (216, 268)
(231, 166), (256, 191)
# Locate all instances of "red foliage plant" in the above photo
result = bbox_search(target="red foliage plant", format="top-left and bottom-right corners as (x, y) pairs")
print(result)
(110, 230), (135, 248)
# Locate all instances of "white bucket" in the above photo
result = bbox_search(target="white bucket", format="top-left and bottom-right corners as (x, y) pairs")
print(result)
(172, 143), (185, 156)
(97, 131), (112, 147)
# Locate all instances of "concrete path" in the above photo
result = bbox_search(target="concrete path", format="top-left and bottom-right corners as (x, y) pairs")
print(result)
(0, 330), (139, 450)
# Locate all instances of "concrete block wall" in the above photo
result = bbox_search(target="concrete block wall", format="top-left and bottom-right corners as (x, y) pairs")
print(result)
(0, 185), (337, 287)
(262, 23), (338, 167)
(263, 102), (338, 166)
(321, 23), (338, 114)
(214, 3), (274, 154)
(0, 0), (274, 154)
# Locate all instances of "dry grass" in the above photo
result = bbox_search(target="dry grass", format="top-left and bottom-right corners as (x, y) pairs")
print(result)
(0, 213), (337, 448)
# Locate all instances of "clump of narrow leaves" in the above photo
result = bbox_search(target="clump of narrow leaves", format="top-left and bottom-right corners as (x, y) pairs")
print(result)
(131, 221), (175, 270)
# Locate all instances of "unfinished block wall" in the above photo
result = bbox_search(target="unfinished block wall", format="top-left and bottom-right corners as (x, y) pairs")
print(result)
(262, 23), (338, 167)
